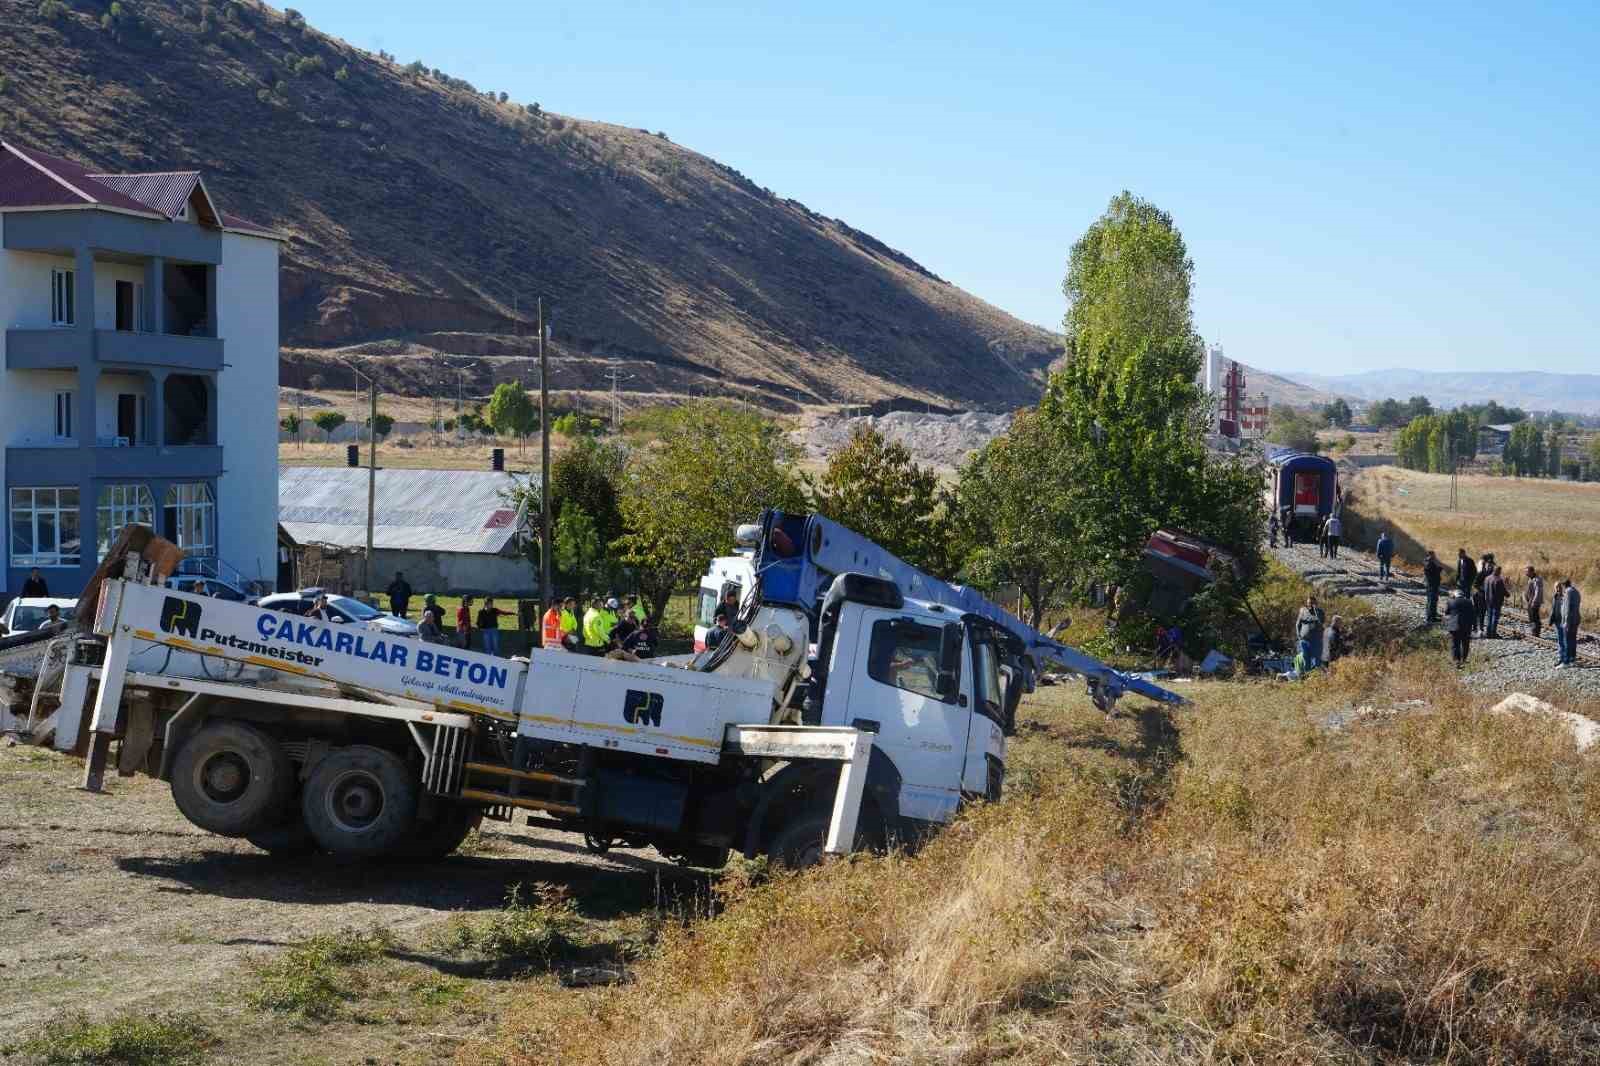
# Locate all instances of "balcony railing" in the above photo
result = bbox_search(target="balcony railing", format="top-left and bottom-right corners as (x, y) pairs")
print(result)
(5, 328), (223, 372)
(5, 444), (223, 482)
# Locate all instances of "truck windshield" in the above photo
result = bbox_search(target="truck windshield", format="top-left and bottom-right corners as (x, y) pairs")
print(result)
(697, 588), (720, 627)
(329, 596), (382, 621)
(971, 636), (1004, 725)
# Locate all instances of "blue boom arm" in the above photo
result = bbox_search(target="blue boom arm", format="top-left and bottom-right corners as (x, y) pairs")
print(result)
(754, 511), (1185, 708)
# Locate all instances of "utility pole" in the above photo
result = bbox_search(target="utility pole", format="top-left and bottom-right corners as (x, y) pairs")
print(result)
(347, 360), (378, 596)
(538, 299), (552, 614)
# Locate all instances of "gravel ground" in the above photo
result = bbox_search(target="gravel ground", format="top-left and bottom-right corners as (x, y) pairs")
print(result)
(794, 410), (1012, 472)
(1270, 539), (1600, 698)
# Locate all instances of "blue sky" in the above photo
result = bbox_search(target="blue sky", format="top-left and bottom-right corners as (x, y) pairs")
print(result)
(292, 1), (1600, 376)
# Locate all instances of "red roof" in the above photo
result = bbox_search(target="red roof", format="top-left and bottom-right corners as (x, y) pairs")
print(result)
(0, 142), (280, 237)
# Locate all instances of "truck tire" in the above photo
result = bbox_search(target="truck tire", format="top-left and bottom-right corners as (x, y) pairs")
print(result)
(301, 745), (419, 859)
(766, 811), (833, 870)
(246, 809), (319, 857)
(397, 805), (482, 861)
(170, 721), (295, 837)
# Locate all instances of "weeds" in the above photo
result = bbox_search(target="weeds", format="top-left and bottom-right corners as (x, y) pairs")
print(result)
(481, 645), (1600, 1064)
(245, 926), (395, 1018)
(429, 884), (581, 964)
(10, 1011), (210, 1065)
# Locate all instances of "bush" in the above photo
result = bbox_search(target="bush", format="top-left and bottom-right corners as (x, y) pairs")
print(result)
(246, 928), (393, 1018)
(429, 884), (580, 962)
(15, 1011), (211, 1065)
(38, 0), (67, 19)
(334, 63), (349, 81)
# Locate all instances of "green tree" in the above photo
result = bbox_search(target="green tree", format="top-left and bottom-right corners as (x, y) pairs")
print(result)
(615, 402), (805, 620)
(1038, 192), (1262, 594)
(487, 382), (537, 450)
(366, 412), (395, 439)
(806, 426), (953, 576)
(312, 410), (346, 442)
(1405, 395), (1434, 421)
(279, 412), (301, 437)
(554, 504), (601, 596)
(510, 437), (627, 591)
(1320, 398), (1353, 428)
(1267, 405), (1322, 453)
(1367, 397), (1408, 429)
(948, 410), (1076, 627)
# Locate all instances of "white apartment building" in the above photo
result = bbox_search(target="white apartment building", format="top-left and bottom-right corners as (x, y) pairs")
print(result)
(0, 141), (282, 596)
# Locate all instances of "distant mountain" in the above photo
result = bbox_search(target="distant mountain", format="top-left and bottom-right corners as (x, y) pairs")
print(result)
(1, 0), (1061, 412)
(1281, 370), (1600, 415)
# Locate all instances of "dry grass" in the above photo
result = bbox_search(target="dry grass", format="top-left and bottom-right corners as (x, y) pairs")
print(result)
(472, 646), (1600, 1065)
(1348, 466), (1600, 621)
(279, 438), (567, 471)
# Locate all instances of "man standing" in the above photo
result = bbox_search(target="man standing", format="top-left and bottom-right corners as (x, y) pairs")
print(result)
(1423, 550), (1443, 625)
(386, 571), (413, 619)
(582, 596), (606, 649)
(1375, 530), (1394, 580)
(476, 597), (508, 656)
(1559, 580), (1582, 668)
(1455, 549), (1476, 597)
(1444, 590), (1474, 669)
(1549, 580), (1566, 664)
(1523, 566), (1544, 638)
(20, 568), (48, 598)
(1296, 595), (1326, 672)
(1325, 512), (1342, 560)
(456, 596), (473, 650)
(1482, 565), (1507, 639)
(1268, 511), (1280, 549)
(560, 596), (579, 647)
(542, 598), (567, 651)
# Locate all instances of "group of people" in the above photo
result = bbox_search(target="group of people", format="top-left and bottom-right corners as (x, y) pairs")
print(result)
(1267, 507), (1343, 559)
(1293, 594), (1348, 674)
(1408, 543), (1582, 669)
(541, 592), (655, 658)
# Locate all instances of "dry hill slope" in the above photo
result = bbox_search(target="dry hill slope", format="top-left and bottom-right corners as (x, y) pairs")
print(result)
(0, 0), (1061, 409)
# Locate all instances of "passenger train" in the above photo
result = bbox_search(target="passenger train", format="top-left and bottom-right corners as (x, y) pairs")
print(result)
(1265, 448), (1340, 541)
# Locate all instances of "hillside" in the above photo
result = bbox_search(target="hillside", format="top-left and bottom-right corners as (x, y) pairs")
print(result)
(1285, 368), (1600, 414)
(0, 0), (1061, 411)
(1235, 360), (1343, 409)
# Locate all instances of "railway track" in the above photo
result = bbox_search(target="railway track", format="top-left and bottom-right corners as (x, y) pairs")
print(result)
(1273, 540), (1600, 667)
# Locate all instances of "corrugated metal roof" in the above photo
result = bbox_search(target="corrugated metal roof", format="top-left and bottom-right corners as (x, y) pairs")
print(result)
(2, 144), (163, 214)
(0, 143), (276, 234)
(87, 171), (201, 218)
(278, 466), (537, 555)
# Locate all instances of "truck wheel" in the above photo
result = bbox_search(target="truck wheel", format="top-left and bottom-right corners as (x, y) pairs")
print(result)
(246, 808), (319, 857)
(301, 746), (419, 859)
(766, 811), (832, 870)
(170, 721), (294, 836)
(397, 805), (482, 861)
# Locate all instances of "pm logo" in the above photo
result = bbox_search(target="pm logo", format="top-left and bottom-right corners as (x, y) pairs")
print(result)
(622, 689), (664, 728)
(159, 596), (201, 638)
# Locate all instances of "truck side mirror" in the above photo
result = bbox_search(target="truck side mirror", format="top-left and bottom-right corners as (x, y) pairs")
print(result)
(936, 671), (957, 698)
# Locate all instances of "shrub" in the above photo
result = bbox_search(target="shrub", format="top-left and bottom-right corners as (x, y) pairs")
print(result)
(284, 7), (305, 27)
(246, 928), (393, 1018)
(334, 62), (349, 81)
(16, 1011), (211, 1065)
(429, 884), (581, 962)
(38, 0), (67, 19)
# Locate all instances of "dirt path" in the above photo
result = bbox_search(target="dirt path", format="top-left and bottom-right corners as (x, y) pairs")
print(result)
(0, 742), (701, 1063)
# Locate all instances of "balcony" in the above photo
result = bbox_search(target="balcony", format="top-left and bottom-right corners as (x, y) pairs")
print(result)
(96, 330), (222, 372)
(5, 329), (222, 372)
(5, 444), (223, 483)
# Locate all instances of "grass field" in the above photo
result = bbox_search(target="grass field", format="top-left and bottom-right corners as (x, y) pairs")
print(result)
(1345, 465), (1600, 620)
(280, 438), (566, 472)
(478, 642), (1600, 1065)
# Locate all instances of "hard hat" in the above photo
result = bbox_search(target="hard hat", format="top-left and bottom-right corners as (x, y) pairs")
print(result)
(606, 598), (619, 609)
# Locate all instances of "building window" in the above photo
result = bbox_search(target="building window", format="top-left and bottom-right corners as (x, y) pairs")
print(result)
(51, 269), (75, 326)
(10, 487), (81, 568)
(97, 484), (155, 559)
(54, 391), (73, 441)
(164, 483), (215, 556)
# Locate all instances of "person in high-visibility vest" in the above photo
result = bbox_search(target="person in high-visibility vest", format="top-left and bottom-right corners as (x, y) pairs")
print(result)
(541, 601), (566, 650)
(582, 598), (608, 648)
(559, 596), (579, 644)
(626, 594), (647, 625)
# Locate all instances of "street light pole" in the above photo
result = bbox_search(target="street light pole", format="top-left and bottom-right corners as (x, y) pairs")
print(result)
(538, 298), (552, 614)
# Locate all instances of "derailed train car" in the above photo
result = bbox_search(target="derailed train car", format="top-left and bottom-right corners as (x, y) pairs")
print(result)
(1266, 448), (1339, 540)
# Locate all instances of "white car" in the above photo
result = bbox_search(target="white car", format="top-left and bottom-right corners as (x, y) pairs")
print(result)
(254, 590), (420, 638)
(1, 597), (78, 634)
